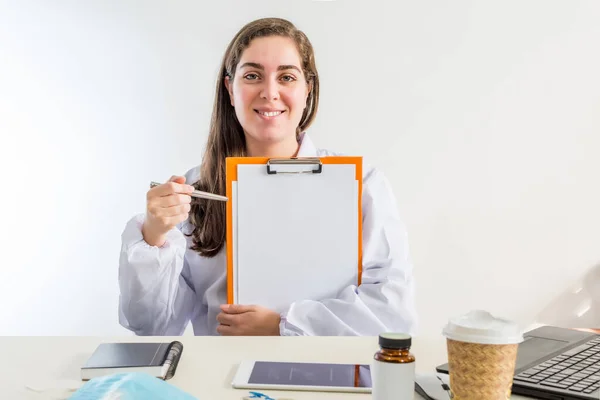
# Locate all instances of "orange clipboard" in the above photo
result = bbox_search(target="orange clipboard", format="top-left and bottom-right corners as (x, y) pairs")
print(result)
(225, 156), (363, 307)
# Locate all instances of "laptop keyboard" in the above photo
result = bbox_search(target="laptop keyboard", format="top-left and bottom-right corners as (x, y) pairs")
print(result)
(514, 336), (600, 395)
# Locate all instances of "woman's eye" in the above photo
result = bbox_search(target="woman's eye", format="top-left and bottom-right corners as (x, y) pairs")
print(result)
(281, 75), (296, 82)
(244, 73), (259, 80)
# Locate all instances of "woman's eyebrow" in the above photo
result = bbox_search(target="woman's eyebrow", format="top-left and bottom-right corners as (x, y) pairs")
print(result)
(278, 64), (301, 73)
(239, 62), (301, 73)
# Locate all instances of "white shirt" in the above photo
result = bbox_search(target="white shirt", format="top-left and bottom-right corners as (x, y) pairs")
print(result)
(118, 133), (418, 336)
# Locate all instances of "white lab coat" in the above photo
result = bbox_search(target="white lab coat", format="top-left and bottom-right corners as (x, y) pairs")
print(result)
(118, 133), (418, 336)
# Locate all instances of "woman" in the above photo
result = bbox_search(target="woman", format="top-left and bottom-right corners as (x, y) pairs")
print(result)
(118, 17), (417, 336)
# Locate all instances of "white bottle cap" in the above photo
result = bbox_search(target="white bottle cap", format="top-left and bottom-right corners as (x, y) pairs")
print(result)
(442, 310), (524, 345)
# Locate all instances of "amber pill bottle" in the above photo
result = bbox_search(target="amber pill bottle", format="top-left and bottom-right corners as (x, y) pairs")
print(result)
(371, 333), (416, 400)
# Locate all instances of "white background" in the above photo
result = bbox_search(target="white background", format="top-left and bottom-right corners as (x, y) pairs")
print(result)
(1, 0), (599, 349)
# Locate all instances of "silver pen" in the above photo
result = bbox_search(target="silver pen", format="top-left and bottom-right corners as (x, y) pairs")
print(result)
(150, 181), (228, 202)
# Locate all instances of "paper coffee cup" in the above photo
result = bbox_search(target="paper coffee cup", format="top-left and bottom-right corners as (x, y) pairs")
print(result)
(442, 310), (523, 400)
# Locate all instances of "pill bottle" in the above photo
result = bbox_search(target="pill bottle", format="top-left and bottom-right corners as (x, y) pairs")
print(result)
(371, 332), (416, 400)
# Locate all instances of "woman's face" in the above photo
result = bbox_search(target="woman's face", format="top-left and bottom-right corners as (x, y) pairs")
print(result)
(225, 36), (311, 146)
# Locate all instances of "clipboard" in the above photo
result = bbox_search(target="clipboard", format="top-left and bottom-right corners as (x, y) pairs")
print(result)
(226, 156), (363, 312)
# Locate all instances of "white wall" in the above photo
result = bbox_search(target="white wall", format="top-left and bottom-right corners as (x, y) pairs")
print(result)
(1, 0), (599, 347)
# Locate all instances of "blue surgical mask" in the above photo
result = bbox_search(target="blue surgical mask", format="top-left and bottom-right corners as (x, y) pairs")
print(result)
(69, 372), (198, 400)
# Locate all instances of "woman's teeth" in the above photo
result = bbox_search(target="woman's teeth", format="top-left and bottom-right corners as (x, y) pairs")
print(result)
(258, 111), (282, 117)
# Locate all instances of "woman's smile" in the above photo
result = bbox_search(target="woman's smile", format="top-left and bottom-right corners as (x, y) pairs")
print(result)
(255, 109), (286, 120)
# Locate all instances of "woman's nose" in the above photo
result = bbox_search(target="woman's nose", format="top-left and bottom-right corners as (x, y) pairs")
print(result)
(260, 79), (280, 101)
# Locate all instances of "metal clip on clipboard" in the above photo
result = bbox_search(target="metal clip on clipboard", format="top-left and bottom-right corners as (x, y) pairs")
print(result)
(266, 157), (323, 175)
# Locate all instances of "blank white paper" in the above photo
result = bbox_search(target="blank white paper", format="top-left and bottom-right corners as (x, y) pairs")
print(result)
(234, 163), (359, 313)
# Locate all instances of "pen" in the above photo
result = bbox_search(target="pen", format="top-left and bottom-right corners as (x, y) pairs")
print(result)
(244, 391), (294, 400)
(150, 181), (228, 202)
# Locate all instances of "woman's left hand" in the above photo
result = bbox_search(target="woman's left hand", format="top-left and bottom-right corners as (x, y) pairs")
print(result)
(216, 304), (281, 336)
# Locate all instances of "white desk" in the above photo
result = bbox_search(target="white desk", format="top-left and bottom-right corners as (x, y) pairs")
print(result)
(2, 336), (533, 399)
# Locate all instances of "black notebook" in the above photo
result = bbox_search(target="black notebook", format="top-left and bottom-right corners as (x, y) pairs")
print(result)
(81, 341), (183, 381)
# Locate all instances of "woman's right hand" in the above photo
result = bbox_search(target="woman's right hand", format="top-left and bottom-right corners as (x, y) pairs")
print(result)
(142, 176), (195, 247)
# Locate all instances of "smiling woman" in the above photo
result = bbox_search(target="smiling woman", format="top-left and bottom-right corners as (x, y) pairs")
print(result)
(224, 36), (313, 153)
(117, 17), (418, 337)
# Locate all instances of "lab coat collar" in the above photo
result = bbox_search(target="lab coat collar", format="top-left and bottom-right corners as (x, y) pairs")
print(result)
(296, 132), (317, 157)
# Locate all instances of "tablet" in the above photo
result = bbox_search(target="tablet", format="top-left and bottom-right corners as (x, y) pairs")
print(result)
(231, 360), (372, 393)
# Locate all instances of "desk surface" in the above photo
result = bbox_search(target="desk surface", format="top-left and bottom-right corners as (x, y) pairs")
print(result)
(2, 336), (533, 399)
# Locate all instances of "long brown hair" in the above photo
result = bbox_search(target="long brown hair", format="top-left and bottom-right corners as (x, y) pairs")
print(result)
(188, 17), (320, 257)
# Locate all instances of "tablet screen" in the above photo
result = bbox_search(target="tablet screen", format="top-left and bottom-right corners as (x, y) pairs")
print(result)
(248, 361), (372, 388)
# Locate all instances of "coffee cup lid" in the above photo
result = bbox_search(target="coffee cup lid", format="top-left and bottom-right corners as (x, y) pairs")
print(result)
(442, 310), (524, 345)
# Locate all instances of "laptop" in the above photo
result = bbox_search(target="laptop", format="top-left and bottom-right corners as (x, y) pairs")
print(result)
(436, 325), (600, 400)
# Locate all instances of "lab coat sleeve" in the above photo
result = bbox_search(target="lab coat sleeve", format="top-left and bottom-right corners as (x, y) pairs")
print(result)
(279, 168), (418, 336)
(118, 166), (201, 336)
(118, 214), (196, 336)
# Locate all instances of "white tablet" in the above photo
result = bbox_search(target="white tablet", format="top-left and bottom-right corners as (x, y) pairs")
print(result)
(231, 360), (372, 393)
